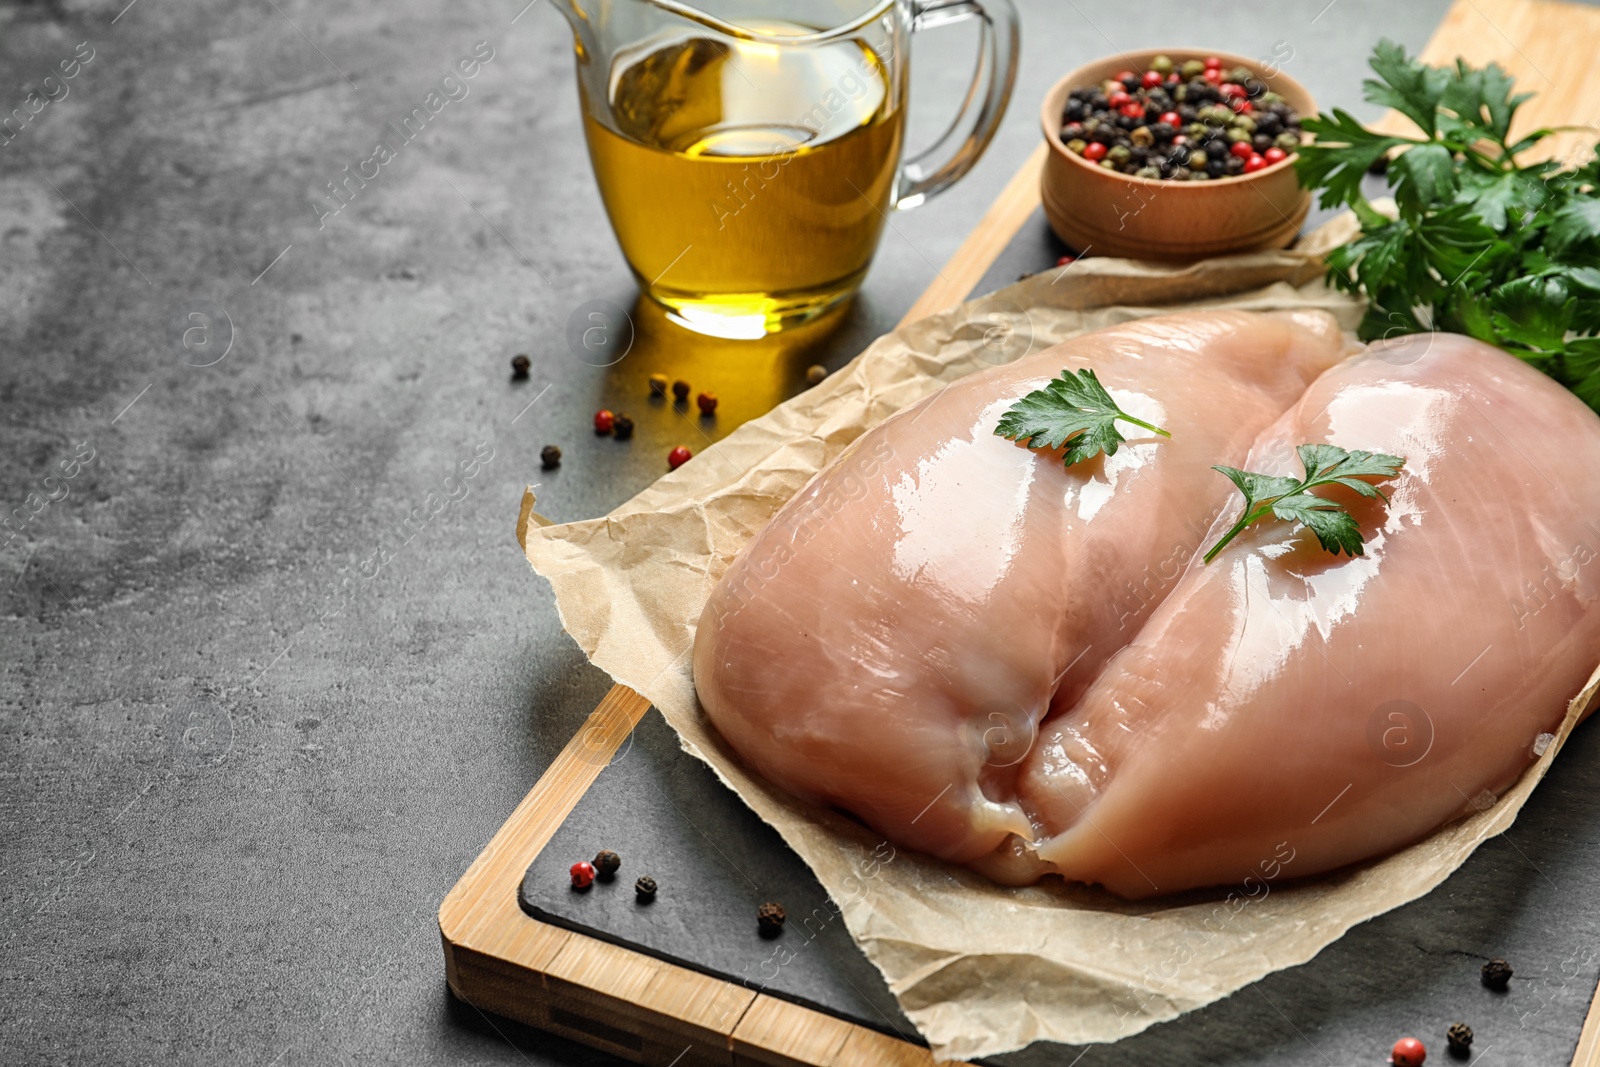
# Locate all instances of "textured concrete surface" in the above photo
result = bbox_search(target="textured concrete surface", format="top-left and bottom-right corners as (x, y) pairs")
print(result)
(0, 0), (1506, 1064)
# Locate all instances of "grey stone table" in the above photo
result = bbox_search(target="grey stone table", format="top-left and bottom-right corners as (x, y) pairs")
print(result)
(2, 0), (1549, 1064)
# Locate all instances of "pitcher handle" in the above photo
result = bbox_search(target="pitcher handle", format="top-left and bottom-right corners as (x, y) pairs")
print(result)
(895, 0), (1020, 209)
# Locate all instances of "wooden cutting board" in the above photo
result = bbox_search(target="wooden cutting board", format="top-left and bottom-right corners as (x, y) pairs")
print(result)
(439, 2), (1600, 1064)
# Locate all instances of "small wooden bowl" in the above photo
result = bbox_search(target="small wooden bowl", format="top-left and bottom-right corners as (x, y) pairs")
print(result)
(1040, 48), (1315, 262)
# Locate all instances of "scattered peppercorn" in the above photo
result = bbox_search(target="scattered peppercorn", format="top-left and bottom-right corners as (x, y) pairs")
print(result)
(1057, 255), (1076, 267)
(634, 875), (657, 901)
(1391, 1036), (1426, 1066)
(805, 364), (828, 386)
(511, 353), (531, 379)
(540, 445), (562, 470)
(1481, 957), (1513, 991)
(593, 409), (615, 434)
(570, 861), (595, 889)
(648, 373), (669, 397)
(593, 849), (621, 879)
(1059, 57), (1303, 181)
(611, 413), (634, 440)
(671, 379), (691, 403)
(667, 445), (691, 470)
(1446, 1023), (1472, 1057)
(697, 392), (718, 416)
(757, 901), (786, 938)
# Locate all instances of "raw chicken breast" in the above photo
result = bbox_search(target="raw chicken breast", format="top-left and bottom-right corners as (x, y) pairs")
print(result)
(694, 310), (1350, 866)
(1014, 333), (1600, 898)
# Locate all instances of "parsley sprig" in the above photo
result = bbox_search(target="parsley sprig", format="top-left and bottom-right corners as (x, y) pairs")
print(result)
(1296, 41), (1600, 412)
(1203, 444), (1405, 563)
(994, 368), (1170, 467)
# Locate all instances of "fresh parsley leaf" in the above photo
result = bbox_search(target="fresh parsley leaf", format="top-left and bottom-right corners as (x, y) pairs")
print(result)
(1296, 43), (1600, 416)
(1545, 198), (1600, 256)
(1203, 445), (1405, 563)
(994, 368), (1170, 468)
(1490, 275), (1576, 352)
(1363, 40), (1449, 138)
(1297, 110), (1416, 209)
(1391, 142), (1458, 214)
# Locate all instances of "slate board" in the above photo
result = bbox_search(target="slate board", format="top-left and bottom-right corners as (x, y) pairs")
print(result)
(520, 707), (920, 1044)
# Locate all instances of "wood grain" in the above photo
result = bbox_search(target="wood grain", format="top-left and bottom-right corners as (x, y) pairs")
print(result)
(1369, 0), (1600, 166)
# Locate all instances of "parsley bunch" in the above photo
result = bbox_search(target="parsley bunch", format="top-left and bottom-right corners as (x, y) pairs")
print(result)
(1296, 41), (1600, 411)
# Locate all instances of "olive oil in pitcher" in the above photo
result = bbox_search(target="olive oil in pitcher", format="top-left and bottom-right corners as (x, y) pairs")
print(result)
(582, 24), (903, 336)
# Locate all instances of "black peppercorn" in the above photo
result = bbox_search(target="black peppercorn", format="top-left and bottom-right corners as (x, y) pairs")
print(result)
(805, 364), (827, 386)
(671, 379), (691, 403)
(634, 875), (657, 901)
(611, 413), (634, 440)
(1446, 1022), (1473, 1056)
(511, 354), (531, 379)
(1482, 957), (1513, 990)
(757, 901), (786, 938)
(540, 445), (562, 470)
(594, 849), (621, 879)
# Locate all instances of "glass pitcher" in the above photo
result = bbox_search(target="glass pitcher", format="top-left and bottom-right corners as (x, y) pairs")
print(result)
(557, 0), (1019, 338)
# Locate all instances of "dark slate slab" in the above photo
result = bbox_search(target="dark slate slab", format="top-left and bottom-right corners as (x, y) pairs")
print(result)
(520, 709), (919, 1043)
(525, 695), (1600, 1067)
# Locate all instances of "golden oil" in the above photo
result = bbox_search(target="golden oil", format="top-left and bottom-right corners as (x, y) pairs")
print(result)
(581, 24), (902, 336)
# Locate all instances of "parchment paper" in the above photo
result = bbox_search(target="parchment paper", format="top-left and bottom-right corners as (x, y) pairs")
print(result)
(516, 222), (1600, 1061)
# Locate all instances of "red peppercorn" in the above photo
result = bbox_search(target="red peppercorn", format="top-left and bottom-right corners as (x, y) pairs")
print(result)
(593, 409), (615, 434)
(696, 391), (718, 415)
(1390, 1036), (1426, 1066)
(570, 861), (595, 889)
(1159, 111), (1181, 127)
(1264, 146), (1288, 164)
(1141, 70), (1163, 89)
(1108, 90), (1132, 109)
(1113, 69), (1135, 83)
(1204, 55), (1223, 70)
(1166, 72), (1180, 85)
(1171, 134), (1188, 145)
(667, 446), (691, 470)
(1082, 141), (1107, 162)
(1056, 255), (1076, 266)
(1229, 140), (1255, 159)
(1202, 67), (1223, 85)
(1235, 99), (1254, 113)
(1220, 82), (1246, 99)
(1063, 121), (1084, 137)
(1120, 102), (1145, 120)
(1243, 154), (1268, 174)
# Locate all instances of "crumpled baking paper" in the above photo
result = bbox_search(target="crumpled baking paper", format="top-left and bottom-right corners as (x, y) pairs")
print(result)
(517, 224), (1600, 1061)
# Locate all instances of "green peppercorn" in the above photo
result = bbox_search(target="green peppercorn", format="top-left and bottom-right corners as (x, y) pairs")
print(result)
(1231, 114), (1257, 134)
(1150, 54), (1173, 75)
(1129, 126), (1154, 147)
(1066, 138), (1088, 155)
(1188, 150), (1208, 171)
(1226, 127), (1252, 144)
(1275, 132), (1300, 152)
(1099, 160), (1117, 170)
(1190, 171), (1212, 181)
(1227, 66), (1252, 85)
(1107, 145), (1131, 165)
(648, 373), (669, 397)
(1181, 59), (1206, 79)
(1135, 165), (1161, 179)
(1259, 91), (1285, 106)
